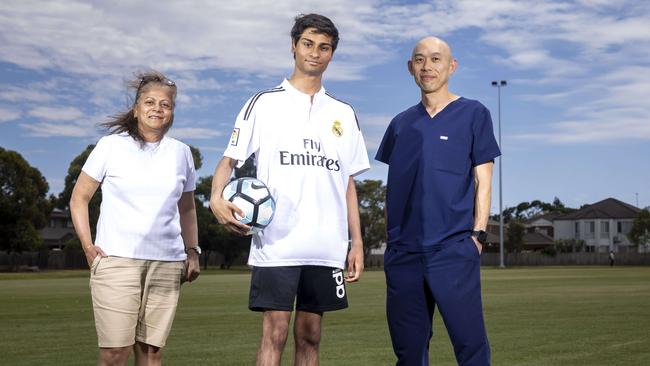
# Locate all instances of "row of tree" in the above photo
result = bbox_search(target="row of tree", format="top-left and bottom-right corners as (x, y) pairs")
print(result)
(491, 197), (574, 223)
(2, 144), (650, 267)
(0, 145), (387, 268)
(0, 147), (52, 253)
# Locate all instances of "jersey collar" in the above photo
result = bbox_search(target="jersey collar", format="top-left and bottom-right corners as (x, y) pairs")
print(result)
(281, 79), (326, 105)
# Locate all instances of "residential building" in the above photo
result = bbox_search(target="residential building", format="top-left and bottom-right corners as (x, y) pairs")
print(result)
(39, 208), (75, 250)
(519, 212), (562, 252)
(483, 218), (503, 253)
(525, 212), (562, 237)
(553, 198), (640, 253)
(522, 231), (554, 251)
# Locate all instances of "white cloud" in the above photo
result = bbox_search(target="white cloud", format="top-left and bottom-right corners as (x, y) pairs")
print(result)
(512, 59), (650, 144)
(2, 0), (650, 144)
(175, 92), (228, 110)
(28, 106), (84, 121)
(512, 99), (650, 144)
(173, 73), (224, 92)
(18, 107), (105, 138)
(196, 145), (225, 153)
(167, 127), (224, 140)
(446, 0), (650, 144)
(0, 107), (21, 122)
(0, 0), (398, 81)
(20, 121), (96, 137)
(2, 1), (648, 81)
(0, 86), (56, 103)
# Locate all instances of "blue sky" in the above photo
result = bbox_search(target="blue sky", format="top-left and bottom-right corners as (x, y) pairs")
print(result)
(1, 0), (649, 212)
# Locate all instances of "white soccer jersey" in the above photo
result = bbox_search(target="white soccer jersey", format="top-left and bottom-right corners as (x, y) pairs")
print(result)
(82, 133), (196, 261)
(224, 79), (370, 268)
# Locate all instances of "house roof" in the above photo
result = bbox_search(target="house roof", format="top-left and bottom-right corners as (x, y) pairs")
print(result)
(525, 212), (563, 225)
(39, 227), (75, 242)
(50, 208), (71, 219)
(523, 231), (554, 246)
(555, 198), (640, 220)
(486, 232), (500, 244)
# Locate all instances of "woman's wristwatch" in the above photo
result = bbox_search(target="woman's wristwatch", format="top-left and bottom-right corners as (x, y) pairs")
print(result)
(186, 245), (202, 255)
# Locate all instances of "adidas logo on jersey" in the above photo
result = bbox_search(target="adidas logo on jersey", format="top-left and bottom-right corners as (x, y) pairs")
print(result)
(332, 269), (345, 299)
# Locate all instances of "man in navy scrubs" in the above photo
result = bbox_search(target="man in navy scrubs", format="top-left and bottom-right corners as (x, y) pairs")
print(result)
(375, 36), (501, 366)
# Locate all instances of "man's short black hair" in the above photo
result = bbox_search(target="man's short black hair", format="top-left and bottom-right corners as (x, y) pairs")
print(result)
(291, 13), (339, 52)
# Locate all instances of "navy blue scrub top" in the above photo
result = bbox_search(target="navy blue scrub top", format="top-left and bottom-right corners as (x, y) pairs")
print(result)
(375, 97), (501, 252)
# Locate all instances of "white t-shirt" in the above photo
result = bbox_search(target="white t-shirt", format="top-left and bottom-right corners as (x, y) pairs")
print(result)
(224, 79), (370, 268)
(82, 133), (196, 261)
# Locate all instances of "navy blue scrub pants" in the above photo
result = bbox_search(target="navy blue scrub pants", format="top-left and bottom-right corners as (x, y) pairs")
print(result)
(384, 237), (490, 366)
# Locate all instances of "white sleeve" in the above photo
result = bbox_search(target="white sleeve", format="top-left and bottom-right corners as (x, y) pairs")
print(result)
(345, 113), (370, 177)
(183, 145), (196, 192)
(81, 136), (111, 183)
(223, 96), (259, 168)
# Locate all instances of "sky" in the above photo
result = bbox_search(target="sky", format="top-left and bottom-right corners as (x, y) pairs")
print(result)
(1, 0), (649, 213)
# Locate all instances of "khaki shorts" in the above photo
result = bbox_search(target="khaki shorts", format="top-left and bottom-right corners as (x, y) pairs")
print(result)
(89, 256), (185, 348)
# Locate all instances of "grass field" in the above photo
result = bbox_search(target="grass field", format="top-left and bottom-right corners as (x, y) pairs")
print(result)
(1, 267), (649, 365)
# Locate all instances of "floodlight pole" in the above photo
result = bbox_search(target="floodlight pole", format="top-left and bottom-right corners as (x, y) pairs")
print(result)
(492, 80), (507, 268)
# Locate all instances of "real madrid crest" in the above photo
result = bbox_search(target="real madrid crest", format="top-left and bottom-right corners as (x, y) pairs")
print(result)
(332, 120), (343, 137)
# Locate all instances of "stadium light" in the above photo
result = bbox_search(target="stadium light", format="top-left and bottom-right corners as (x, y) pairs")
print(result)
(491, 80), (507, 268)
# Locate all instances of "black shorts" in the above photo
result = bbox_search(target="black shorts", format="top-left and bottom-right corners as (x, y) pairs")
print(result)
(249, 265), (348, 313)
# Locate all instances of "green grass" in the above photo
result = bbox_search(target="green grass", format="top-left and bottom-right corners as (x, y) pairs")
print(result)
(1, 267), (649, 365)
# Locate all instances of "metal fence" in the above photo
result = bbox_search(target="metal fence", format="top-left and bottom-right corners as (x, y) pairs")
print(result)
(0, 250), (247, 271)
(2, 250), (650, 271)
(366, 251), (650, 268)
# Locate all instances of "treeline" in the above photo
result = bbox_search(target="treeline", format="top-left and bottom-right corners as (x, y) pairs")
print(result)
(2, 144), (649, 268)
(0, 145), (387, 268)
(490, 197), (575, 224)
(0, 147), (51, 254)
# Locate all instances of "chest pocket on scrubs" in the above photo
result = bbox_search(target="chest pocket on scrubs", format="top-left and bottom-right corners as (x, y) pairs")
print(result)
(429, 137), (469, 175)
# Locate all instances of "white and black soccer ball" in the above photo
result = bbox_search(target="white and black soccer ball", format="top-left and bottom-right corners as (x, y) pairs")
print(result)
(222, 177), (276, 234)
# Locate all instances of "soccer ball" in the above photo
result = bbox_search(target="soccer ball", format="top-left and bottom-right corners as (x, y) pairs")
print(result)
(221, 177), (276, 234)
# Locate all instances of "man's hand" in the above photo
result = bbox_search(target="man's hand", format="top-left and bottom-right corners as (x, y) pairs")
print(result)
(209, 196), (251, 236)
(471, 236), (483, 255)
(346, 239), (364, 282)
(209, 157), (250, 236)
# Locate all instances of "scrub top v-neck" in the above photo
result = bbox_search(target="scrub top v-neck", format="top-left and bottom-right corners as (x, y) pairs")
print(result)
(376, 97), (501, 251)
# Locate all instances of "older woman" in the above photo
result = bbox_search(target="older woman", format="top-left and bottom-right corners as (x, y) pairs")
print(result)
(70, 71), (200, 366)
